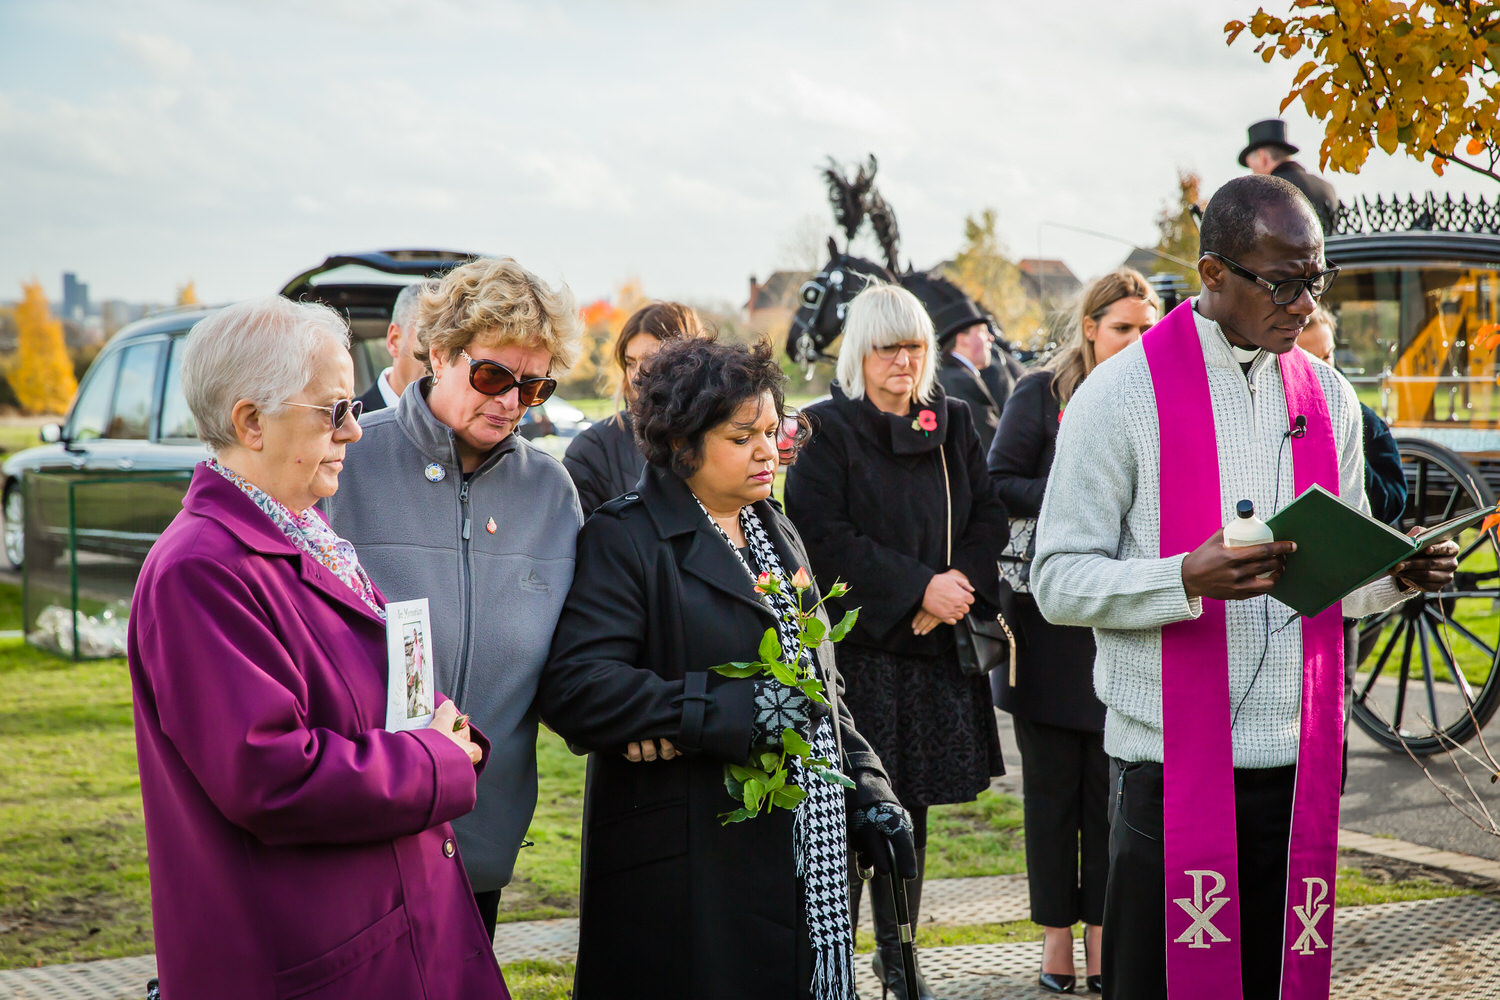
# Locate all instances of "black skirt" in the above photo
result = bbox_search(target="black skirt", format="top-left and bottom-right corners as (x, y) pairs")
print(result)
(838, 644), (1004, 808)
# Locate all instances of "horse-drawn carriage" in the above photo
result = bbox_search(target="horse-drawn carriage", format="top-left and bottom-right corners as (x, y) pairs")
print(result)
(1325, 193), (1500, 754)
(790, 159), (1500, 754)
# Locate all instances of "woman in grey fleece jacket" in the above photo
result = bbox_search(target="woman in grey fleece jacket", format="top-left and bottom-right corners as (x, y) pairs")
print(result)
(322, 257), (585, 939)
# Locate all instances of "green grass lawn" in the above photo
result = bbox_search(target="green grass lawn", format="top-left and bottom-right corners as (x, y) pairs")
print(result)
(0, 420), (47, 459)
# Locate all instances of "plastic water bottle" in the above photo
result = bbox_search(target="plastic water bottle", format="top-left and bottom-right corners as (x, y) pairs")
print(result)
(1224, 499), (1274, 577)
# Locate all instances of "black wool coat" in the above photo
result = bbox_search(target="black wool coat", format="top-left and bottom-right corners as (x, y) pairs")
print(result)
(784, 382), (1008, 658)
(986, 369), (1103, 732)
(937, 352), (1001, 455)
(562, 412), (649, 515)
(536, 464), (888, 1000)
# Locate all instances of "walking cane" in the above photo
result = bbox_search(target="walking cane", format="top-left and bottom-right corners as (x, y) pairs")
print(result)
(884, 841), (921, 1000)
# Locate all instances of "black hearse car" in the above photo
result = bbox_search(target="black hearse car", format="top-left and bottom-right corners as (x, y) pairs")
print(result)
(2, 249), (476, 569)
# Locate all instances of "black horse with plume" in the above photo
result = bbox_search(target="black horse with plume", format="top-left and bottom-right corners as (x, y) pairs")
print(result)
(786, 156), (1025, 400)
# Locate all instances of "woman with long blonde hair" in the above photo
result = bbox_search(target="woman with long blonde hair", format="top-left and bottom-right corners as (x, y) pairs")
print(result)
(988, 268), (1159, 995)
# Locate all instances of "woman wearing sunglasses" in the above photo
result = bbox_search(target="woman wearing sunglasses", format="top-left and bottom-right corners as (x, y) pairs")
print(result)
(129, 296), (505, 999)
(323, 256), (586, 940)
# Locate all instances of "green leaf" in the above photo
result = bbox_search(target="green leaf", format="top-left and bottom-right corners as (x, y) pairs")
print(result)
(743, 778), (767, 809)
(763, 768), (787, 791)
(771, 785), (807, 808)
(799, 678), (828, 704)
(724, 771), (745, 799)
(759, 752), (781, 772)
(768, 662), (797, 687)
(728, 763), (758, 782)
(711, 661), (765, 679)
(758, 629), (783, 663)
(828, 607), (861, 642)
(782, 728), (812, 757)
(720, 807), (755, 825)
(799, 617), (827, 646)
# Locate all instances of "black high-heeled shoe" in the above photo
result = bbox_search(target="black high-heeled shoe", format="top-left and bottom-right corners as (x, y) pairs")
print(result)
(1087, 973), (1102, 993)
(1038, 972), (1076, 994)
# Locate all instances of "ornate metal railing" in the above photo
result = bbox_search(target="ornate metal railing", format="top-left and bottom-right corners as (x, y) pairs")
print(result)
(1333, 192), (1500, 236)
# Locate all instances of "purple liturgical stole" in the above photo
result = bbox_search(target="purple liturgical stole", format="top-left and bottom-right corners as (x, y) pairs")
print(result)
(1142, 301), (1343, 1000)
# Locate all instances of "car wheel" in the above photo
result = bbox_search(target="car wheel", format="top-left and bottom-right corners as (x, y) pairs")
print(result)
(3, 484), (24, 570)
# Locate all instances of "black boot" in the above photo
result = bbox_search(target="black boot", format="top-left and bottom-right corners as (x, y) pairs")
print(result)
(869, 847), (937, 1000)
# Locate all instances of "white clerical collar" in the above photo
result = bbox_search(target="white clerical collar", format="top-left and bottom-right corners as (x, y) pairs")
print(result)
(1191, 299), (1263, 366)
(377, 368), (402, 408)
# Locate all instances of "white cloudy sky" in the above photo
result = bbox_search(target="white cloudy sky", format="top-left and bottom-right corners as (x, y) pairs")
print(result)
(2, 0), (1495, 309)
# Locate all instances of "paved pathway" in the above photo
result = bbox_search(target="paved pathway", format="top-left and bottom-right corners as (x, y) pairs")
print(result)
(5, 829), (1498, 1000)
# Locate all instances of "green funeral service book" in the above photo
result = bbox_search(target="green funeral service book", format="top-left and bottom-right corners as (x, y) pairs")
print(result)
(1263, 485), (1495, 619)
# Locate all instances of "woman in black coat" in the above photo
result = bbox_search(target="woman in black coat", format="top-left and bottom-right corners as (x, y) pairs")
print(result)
(563, 301), (706, 514)
(987, 269), (1158, 994)
(538, 339), (914, 1000)
(785, 283), (1007, 1000)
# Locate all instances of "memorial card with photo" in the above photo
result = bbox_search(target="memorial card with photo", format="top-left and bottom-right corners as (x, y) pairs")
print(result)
(385, 598), (435, 731)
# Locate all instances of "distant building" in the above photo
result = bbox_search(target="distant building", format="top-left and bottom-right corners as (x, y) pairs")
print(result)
(745, 271), (812, 341)
(62, 272), (90, 322)
(1121, 247), (1162, 275)
(1017, 259), (1080, 304)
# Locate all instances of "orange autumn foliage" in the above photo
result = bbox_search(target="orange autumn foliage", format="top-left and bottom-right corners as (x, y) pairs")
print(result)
(1227, 2), (1500, 184)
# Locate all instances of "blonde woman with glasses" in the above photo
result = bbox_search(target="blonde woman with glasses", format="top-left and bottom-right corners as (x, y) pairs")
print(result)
(785, 282), (1007, 1000)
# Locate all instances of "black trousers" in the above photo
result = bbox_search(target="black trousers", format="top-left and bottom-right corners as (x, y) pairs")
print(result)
(1104, 760), (1296, 1000)
(474, 890), (502, 942)
(1013, 717), (1109, 927)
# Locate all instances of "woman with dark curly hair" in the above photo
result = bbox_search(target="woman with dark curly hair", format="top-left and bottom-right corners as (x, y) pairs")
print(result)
(563, 301), (707, 514)
(537, 338), (915, 1000)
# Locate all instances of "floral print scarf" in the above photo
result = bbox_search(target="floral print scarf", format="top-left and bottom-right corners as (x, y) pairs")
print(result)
(209, 461), (385, 619)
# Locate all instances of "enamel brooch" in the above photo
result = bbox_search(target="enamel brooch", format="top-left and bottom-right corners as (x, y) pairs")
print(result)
(424, 463), (445, 483)
(486, 517), (497, 534)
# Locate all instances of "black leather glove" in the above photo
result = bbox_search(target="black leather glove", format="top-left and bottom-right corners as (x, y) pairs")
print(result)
(748, 678), (829, 750)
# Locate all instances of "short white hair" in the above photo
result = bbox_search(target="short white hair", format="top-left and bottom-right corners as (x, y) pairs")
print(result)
(182, 296), (350, 453)
(835, 282), (938, 404)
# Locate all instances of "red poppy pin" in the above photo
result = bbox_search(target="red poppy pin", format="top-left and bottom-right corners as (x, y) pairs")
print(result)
(917, 409), (938, 432)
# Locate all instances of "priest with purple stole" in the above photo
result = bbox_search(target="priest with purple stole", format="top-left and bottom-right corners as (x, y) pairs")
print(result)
(1031, 175), (1458, 1000)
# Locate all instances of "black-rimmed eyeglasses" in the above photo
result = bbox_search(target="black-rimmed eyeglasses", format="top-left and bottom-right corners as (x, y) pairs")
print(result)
(459, 349), (557, 406)
(283, 398), (362, 429)
(1203, 252), (1340, 305)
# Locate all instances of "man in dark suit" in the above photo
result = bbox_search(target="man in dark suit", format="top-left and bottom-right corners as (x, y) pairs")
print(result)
(936, 319), (1001, 454)
(358, 279), (435, 413)
(1240, 118), (1339, 234)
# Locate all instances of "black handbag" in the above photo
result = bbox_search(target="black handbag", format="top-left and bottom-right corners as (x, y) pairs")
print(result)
(939, 445), (1017, 680)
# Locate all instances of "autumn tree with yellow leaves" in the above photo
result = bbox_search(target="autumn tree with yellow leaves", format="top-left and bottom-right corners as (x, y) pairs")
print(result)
(1226, 1), (1500, 182)
(943, 209), (1045, 347)
(11, 281), (78, 415)
(177, 281), (199, 306)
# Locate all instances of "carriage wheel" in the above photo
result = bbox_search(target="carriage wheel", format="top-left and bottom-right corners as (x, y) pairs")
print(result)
(1352, 437), (1500, 755)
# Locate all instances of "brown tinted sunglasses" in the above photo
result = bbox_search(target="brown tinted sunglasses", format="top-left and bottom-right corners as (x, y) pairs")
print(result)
(458, 350), (557, 406)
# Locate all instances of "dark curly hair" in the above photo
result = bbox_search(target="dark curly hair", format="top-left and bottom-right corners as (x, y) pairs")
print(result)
(631, 338), (807, 478)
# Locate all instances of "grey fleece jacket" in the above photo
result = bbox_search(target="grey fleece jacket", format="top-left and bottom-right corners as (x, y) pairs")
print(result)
(322, 380), (583, 892)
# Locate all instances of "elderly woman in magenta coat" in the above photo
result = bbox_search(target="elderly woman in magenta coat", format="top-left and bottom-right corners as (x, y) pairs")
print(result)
(128, 297), (508, 1000)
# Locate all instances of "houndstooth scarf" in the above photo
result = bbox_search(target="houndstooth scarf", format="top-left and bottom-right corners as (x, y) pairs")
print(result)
(696, 498), (854, 1000)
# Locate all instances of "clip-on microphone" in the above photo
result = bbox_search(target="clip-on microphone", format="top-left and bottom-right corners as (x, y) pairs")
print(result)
(1288, 415), (1307, 439)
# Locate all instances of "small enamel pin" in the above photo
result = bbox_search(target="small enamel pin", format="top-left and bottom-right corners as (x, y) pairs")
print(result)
(424, 463), (445, 483)
(485, 517), (497, 534)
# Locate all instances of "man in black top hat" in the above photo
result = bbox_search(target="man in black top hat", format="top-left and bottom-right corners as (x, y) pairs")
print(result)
(937, 318), (1001, 454)
(1240, 118), (1339, 234)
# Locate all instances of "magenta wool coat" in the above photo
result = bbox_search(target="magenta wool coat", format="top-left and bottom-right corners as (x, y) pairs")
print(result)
(128, 467), (509, 1000)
